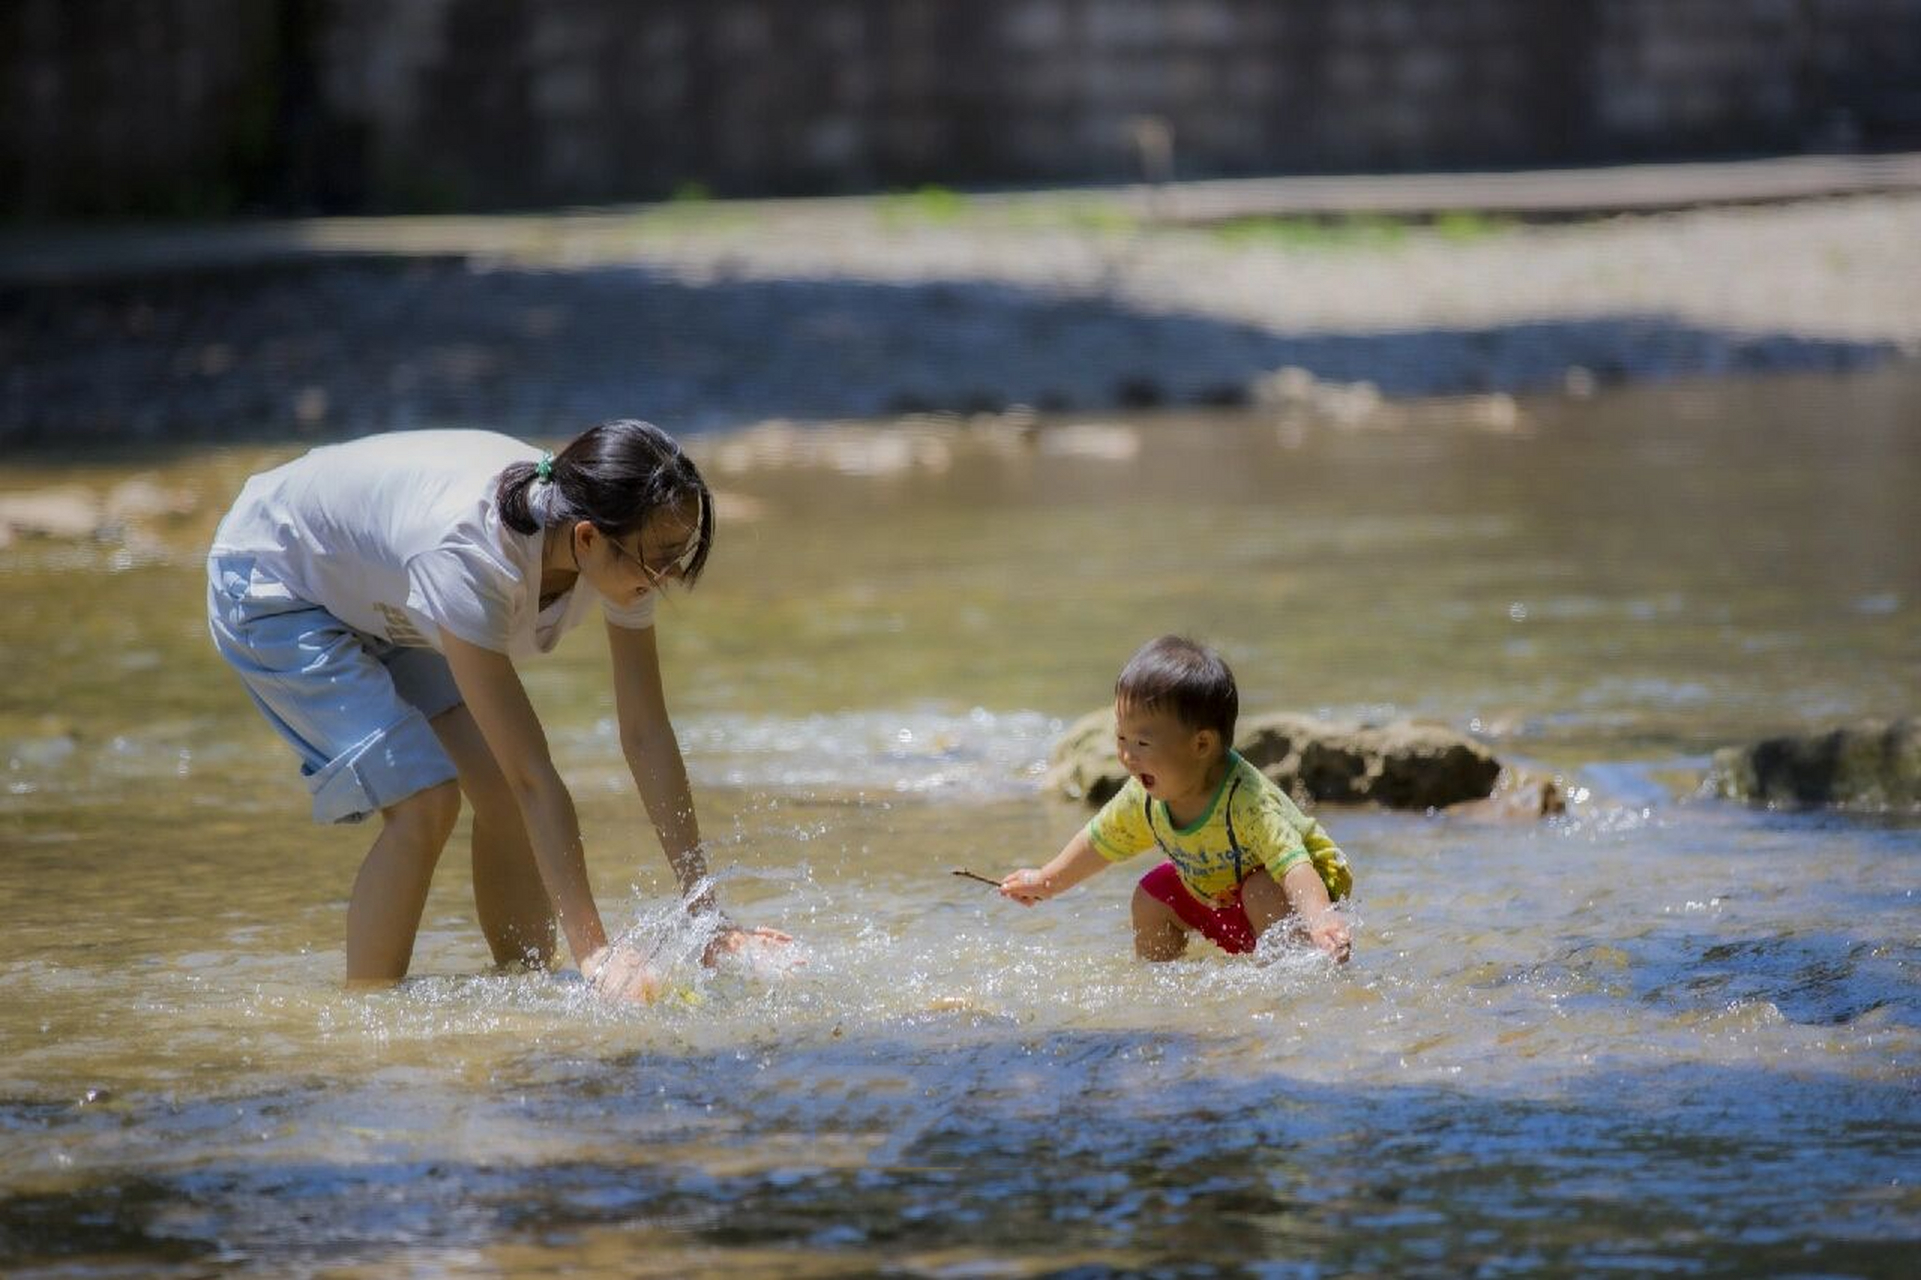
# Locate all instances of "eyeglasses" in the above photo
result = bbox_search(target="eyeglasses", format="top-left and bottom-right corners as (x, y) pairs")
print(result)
(606, 532), (701, 588)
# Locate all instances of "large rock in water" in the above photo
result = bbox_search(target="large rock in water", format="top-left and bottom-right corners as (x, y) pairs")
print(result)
(1709, 719), (1921, 810)
(1046, 707), (1503, 810)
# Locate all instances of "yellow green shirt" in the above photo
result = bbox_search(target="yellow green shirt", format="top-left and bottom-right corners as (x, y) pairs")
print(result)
(1086, 751), (1352, 907)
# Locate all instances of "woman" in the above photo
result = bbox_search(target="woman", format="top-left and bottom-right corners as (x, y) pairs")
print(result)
(207, 419), (784, 999)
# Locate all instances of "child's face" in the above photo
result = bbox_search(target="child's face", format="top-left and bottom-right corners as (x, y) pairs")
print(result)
(1113, 700), (1219, 803)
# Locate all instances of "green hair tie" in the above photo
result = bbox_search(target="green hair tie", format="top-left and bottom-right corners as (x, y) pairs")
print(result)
(535, 452), (554, 482)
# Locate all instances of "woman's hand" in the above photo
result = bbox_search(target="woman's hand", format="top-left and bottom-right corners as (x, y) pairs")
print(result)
(702, 924), (795, 968)
(582, 943), (665, 1003)
(999, 868), (1054, 906)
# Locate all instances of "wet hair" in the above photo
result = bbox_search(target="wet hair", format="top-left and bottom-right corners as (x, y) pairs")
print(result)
(1114, 634), (1239, 746)
(496, 419), (714, 585)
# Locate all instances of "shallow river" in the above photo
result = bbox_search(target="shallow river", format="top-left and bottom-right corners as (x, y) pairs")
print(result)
(3, 368), (1918, 1276)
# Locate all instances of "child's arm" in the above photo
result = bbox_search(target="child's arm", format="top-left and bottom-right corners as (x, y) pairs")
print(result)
(1280, 861), (1351, 963)
(1000, 828), (1110, 906)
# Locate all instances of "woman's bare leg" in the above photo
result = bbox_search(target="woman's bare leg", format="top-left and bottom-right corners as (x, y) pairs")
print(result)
(430, 704), (556, 967)
(345, 780), (461, 982)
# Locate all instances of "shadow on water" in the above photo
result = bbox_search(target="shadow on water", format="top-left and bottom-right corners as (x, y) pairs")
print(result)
(1533, 811), (1921, 1029)
(3, 1030), (1917, 1275)
(0, 256), (1897, 446)
(1549, 926), (1921, 1028)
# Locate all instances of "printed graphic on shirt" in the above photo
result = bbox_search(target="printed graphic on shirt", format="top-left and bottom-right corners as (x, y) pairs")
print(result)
(374, 602), (430, 648)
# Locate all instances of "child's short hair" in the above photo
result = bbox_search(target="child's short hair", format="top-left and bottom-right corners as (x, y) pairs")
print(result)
(1114, 635), (1238, 745)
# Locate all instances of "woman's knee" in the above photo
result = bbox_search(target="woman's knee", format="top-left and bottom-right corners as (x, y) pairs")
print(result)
(463, 780), (523, 831)
(384, 779), (462, 846)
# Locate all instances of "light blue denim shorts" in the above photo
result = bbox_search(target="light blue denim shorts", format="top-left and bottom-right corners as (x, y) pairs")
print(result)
(208, 554), (462, 824)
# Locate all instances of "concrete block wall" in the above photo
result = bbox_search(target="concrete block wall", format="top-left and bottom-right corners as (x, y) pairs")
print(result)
(0, 0), (278, 216)
(4, 0), (1919, 216)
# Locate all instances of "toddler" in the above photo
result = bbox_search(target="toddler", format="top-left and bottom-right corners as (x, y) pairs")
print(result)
(1002, 636), (1352, 962)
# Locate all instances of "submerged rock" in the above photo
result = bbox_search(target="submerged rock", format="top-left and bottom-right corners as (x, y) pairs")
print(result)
(0, 486), (101, 544)
(1237, 712), (1504, 810)
(1709, 719), (1921, 810)
(1447, 768), (1569, 820)
(1044, 708), (1131, 804)
(0, 476), (199, 548)
(1046, 706), (1503, 811)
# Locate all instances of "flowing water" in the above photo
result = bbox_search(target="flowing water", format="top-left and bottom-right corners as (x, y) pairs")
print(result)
(2, 368), (1919, 1276)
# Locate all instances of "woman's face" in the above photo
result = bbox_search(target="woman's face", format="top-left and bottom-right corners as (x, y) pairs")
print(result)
(577, 500), (702, 605)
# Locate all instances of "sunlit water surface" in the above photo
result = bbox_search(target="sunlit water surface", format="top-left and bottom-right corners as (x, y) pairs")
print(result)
(3, 369), (1919, 1276)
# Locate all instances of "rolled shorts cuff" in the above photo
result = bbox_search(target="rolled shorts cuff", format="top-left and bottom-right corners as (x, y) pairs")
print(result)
(308, 708), (459, 825)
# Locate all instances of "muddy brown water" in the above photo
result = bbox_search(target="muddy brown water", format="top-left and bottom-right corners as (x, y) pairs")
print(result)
(2, 368), (1917, 1275)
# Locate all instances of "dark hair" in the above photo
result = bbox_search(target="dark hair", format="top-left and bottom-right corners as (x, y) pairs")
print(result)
(496, 419), (714, 585)
(1115, 635), (1238, 745)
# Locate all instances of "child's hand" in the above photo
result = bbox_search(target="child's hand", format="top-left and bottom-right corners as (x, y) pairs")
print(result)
(999, 868), (1053, 906)
(1302, 908), (1352, 964)
(582, 943), (666, 1003)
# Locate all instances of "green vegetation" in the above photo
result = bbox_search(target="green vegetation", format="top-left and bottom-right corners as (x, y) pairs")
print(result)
(623, 180), (761, 236)
(1062, 201), (1142, 236)
(1432, 209), (1514, 241)
(1207, 210), (1514, 251)
(1211, 213), (1404, 250)
(878, 183), (970, 226)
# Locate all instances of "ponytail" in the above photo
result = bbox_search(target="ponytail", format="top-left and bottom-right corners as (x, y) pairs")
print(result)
(497, 459), (544, 534)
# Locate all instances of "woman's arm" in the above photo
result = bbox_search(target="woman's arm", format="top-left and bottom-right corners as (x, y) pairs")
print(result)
(605, 621), (715, 914)
(606, 623), (792, 962)
(440, 632), (609, 968)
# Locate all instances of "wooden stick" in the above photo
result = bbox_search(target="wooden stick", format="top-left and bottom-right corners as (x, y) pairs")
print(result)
(950, 868), (1002, 888)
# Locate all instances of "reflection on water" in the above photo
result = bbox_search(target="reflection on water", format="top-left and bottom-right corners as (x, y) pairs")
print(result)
(2, 368), (1918, 1274)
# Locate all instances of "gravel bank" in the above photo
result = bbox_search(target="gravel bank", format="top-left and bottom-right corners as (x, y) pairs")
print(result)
(3, 192), (1916, 446)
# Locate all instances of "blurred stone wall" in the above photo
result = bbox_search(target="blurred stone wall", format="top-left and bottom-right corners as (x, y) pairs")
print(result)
(1, 0), (281, 216)
(6, 0), (1921, 216)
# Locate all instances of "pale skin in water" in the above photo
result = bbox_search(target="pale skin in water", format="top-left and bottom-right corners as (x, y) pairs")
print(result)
(1000, 701), (1351, 963)
(349, 497), (788, 1002)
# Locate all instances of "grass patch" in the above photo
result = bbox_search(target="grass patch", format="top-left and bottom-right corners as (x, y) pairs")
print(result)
(1210, 214), (1408, 250)
(1063, 202), (1143, 236)
(1431, 210), (1515, 241)
(878, 184), (970, 227)
(623, 181), (761, 236)
(1207, 210), (1514, 251)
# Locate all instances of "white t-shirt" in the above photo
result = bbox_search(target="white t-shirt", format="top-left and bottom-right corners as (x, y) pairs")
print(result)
(211, 430), (656, 657)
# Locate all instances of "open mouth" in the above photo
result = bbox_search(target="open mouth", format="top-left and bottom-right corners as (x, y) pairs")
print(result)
(1138, 772), (1157, 791)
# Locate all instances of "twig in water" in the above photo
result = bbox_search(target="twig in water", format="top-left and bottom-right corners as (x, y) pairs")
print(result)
(950, 868), (1002, 889)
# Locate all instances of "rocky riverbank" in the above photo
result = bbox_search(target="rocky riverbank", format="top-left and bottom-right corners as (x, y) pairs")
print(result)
(1046, 705), (1565, 819)
(1710, 719), (1921, 810)
(4, 190), (1918, 447)
(1047, 705), (1921, 818)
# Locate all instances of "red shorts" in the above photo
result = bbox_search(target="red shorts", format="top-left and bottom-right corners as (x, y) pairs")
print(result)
(1138, 860), (1259, 954)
